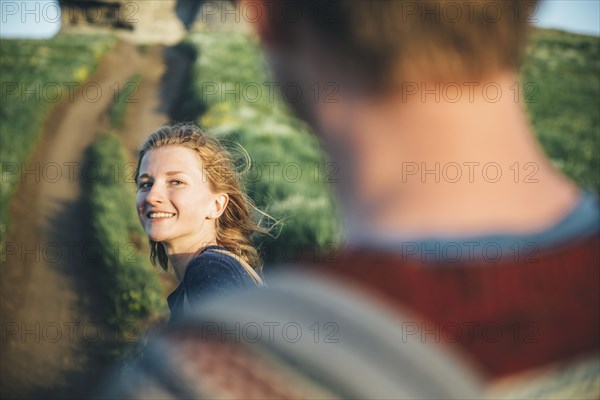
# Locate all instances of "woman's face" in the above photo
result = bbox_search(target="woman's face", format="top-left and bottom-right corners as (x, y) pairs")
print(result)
(136, 146), (227, 254)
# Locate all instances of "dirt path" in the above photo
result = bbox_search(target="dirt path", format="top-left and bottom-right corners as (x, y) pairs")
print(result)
(0, 40), (171, 399)
(120, 45), (171, 158)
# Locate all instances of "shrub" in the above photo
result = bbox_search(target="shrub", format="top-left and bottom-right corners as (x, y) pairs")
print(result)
(109, 73), (142, 128)
(86, 132), (164, 329)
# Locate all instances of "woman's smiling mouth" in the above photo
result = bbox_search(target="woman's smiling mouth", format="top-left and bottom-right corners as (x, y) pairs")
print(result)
(147, 211), (176, 219)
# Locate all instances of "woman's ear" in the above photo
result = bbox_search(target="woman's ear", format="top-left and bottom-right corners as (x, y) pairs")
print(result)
(210, 193), (229, 219)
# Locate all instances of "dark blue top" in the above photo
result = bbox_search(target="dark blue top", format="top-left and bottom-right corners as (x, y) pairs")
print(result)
(167, 245), (258, 325)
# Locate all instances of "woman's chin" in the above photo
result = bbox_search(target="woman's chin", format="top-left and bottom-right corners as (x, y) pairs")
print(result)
(146, 231), (170, 243)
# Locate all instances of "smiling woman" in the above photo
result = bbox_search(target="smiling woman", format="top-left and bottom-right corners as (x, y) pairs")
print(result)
(135, 123), (268, 324)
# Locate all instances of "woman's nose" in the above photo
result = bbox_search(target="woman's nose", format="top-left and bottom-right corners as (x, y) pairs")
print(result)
(146, 183), (166, 205)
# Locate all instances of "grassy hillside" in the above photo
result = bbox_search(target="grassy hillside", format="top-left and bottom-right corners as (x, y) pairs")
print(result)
(185, 32), (343, 264)
(184, 28), (599, 264)
(522, 28), (599, 194)
(1, 28), (596, 266)
(0, 32), (116, 239)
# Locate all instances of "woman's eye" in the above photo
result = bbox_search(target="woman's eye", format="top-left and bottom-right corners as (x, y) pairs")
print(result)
(170, 179), (183, 186)
(138, 181), (152, 190)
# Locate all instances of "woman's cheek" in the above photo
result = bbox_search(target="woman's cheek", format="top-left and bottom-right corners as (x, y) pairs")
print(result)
(135, 193), (146, 222)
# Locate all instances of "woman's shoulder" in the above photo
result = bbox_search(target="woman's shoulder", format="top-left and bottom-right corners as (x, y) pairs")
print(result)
(184, 245), (255, 287)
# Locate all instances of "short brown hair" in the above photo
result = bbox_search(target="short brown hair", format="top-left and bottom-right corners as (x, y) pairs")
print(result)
(264, 0), (539, 88)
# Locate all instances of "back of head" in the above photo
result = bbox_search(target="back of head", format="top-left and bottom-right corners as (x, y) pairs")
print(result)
(261, 0), (539, 90)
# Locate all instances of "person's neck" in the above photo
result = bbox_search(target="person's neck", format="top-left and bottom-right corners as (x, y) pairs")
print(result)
(321, 71), (579, 241)
(166, 238), (218, 282)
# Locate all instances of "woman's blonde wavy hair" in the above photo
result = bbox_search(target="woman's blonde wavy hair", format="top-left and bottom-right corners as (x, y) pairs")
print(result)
(135, 123), (268, 272)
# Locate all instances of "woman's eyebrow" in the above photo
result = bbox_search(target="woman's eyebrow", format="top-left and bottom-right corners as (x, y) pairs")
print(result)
(138, 171), (188, 179)
(165, 171), (188, 176)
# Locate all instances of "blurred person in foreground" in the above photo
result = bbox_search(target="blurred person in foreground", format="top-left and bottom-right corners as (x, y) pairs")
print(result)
(99, 1), (599, 399)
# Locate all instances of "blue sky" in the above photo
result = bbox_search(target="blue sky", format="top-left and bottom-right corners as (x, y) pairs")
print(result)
(0, 0), (599, 38)
(536, 0), (600, 36)
(1, 0), (61, 38)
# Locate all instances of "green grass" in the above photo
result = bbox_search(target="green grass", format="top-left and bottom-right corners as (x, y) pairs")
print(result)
(522, 28), (600, 193)
(0, 32), (116, 241)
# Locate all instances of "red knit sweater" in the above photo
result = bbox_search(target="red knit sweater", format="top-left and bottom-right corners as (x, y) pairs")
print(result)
(307, 234), (600, 378)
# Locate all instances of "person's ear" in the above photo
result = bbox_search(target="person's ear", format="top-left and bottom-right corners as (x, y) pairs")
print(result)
(239, 0), (280, 48)
(209, 193), (229, 219)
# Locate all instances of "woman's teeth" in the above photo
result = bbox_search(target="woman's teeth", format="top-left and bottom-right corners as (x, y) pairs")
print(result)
(149, 212), (175, 219)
